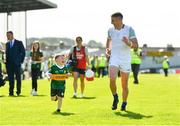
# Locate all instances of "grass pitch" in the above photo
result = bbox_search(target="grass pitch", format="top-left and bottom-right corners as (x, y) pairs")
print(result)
(0, 74), (180, 125)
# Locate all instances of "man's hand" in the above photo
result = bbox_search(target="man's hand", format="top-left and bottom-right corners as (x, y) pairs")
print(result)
(122, 36), (132, 47)
(106, 48), (111, 58)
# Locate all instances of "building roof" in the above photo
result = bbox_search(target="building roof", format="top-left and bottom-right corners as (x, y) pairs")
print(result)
(0, 0), (57, 13)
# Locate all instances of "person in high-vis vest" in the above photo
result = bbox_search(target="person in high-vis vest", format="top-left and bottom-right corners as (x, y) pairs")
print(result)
(162, 56), (170, 77)
(98, 54), (107, 78)
(131, 48), (142, 84)
(48, 56), (54, 69)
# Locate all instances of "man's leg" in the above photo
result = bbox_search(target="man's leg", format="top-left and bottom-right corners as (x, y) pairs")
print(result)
(120, 71), (129, 111)
(7, 64), (15, 96)
(73, 72), (79, 97)
(102, 67), (105, 77)
(165, 69), (168, 77)
(98, 67), (101, 78)
(134, 64), (140, 84)
(15, 65), (21, 95)
(109, 65), (119, 110)
(131, 64), (136, 83)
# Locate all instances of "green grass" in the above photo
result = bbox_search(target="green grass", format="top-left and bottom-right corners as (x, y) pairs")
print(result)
(0, 74), (180, 125)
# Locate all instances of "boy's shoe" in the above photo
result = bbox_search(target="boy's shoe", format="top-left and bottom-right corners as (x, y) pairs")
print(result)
(56, 109), (61, 112)
(112, 99), (119, 110)
(121, 102), (127, 111)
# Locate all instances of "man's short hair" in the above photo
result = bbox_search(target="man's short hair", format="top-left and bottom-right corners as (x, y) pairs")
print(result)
(7, 31), (13, 35)
(111, 12), (123, 20)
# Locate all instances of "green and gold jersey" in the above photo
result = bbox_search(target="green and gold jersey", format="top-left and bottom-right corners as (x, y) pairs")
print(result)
(30, 51), (43, 69)
(49, 64), (69, 90)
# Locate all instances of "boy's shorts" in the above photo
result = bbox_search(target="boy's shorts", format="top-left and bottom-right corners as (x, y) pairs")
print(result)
(51, 89), (65, 98)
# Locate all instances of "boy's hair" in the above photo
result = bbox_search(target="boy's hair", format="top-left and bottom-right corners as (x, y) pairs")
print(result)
(55, 54), (64, 60)
(111, 12), (123, 20)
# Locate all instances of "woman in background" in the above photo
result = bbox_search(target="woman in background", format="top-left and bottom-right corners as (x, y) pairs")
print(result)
(30, 41), (43, 96)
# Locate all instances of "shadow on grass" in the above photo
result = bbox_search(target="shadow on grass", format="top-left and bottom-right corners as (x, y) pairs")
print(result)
(71, 96), (96, 100)
(8, 95), (27, 97)
(115, 111), (153, 119)
(52, 111), (75, 116)
(35, 94), (47, 97)
(0, 95), (6, 97)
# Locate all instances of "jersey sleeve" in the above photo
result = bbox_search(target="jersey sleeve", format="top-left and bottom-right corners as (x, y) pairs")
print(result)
(129, 27), (136, 39)
(107, 29), (111, 39)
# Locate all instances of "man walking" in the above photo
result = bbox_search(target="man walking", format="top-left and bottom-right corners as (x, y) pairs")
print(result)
(106, 12), (138, 111)
(131, 48), (142, 84)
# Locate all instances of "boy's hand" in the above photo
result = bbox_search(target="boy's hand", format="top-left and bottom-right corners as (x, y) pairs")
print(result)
(48, 73), (52, 78)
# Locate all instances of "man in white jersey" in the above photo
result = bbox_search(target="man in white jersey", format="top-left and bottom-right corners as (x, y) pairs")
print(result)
(106, 12), (138, 111)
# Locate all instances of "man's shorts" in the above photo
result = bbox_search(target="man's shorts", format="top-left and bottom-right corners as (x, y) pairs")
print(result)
(73, 67), (86, 75)
(109, 56), (131, 73)
(51, 89), (65, 98)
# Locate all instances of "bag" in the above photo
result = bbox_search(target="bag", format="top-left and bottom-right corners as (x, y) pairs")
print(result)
(69, 46), (78, 67)
(85, 69), (94, 81)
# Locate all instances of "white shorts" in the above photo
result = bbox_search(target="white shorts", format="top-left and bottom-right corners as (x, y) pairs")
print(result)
(109, 56), (131, 73)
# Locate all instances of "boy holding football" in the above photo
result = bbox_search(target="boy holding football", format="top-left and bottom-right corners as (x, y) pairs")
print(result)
(48, 53), (70, 112)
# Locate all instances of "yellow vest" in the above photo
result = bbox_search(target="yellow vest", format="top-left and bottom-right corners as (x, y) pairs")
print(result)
(95, 58), (99, 68)
(162, 60), (169, 69)
(131, 49), (142, 64)
(99, 57), (106, 67)
(48, 58), (54, 68)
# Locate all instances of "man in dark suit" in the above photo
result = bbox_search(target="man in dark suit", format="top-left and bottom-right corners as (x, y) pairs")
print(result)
(5, 31), (25, 96)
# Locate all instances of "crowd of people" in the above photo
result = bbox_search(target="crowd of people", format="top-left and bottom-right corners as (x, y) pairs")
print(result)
(0, 12), (170, 112)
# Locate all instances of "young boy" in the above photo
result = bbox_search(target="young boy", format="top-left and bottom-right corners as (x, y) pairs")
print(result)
(48, 53), (70, 112)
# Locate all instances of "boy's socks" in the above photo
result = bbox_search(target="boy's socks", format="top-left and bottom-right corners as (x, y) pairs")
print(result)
(57, 97), (62, 110)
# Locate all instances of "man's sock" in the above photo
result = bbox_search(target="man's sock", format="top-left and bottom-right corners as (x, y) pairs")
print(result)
(113, 93), (118, 101)
(121, 101), (127, 108)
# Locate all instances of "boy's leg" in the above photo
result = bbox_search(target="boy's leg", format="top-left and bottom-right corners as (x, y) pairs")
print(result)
(51, 96), (58, 101)
(57, 97), (63, 111)
(109, 65), (119, 110)
(120, 71), (129, 111)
